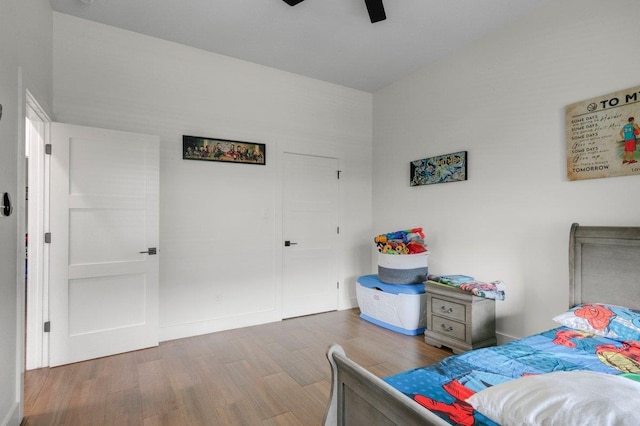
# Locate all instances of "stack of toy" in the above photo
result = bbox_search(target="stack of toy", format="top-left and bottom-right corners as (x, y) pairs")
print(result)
(374, 228), (427, 255)
(374, 228), (429, 284)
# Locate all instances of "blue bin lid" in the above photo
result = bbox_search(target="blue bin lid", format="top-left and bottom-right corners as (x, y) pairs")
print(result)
(357, 274), (425, 295)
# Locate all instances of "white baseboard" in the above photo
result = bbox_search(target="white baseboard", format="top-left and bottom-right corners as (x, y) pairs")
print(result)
(159, 310), (282, 342)
(160, 298), (361, 343)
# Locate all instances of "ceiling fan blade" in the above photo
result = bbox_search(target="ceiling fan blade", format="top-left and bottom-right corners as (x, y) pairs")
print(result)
(364, 0), (386, 23)
(283, 0), (305, 5)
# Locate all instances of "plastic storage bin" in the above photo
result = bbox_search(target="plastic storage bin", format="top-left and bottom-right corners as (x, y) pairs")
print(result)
(377, 251), (429, 284)
(356, 274), (427, 335)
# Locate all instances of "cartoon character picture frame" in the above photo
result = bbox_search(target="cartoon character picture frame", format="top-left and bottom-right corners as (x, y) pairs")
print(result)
(183, 135), (266, 165)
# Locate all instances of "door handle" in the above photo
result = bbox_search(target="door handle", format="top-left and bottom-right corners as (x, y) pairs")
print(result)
(284, 241), (298, 247)
(1, 192), (13, 217)
(139, 247), (157, 255)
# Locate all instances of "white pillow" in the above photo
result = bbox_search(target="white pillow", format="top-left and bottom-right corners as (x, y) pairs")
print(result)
(466, 371), (640, 426)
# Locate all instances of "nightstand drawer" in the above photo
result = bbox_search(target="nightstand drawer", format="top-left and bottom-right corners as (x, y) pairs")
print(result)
(431, 316), (466, 341)
(431, 297), (466, 322)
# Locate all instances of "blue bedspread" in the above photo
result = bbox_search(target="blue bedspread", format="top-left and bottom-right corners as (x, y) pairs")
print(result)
(384, 327), (640, 425)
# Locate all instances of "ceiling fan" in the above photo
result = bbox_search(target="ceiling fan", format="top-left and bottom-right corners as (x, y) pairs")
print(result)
(283, 0), (386, 23)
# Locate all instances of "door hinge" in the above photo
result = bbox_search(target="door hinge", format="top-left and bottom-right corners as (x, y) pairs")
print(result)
(337, 281), (340, 289)
(337, 226), (339, 234)
(44, 232), (51, 243)
(44, 321), (50, 333)
(45, 144), (52, 155)
(337, 170), (341, 179)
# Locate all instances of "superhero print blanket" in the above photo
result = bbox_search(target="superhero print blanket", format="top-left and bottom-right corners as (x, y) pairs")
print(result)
(384, 327), (640, 425)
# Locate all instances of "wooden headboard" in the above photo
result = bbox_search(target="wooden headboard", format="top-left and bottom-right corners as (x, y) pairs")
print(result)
(570, 223), (640, 310)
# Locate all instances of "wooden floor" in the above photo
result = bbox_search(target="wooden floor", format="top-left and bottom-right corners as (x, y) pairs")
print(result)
(23, 308), (452, 425)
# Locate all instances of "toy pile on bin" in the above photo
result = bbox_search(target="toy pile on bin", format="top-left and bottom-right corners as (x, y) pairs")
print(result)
(374, 227), (427, 255)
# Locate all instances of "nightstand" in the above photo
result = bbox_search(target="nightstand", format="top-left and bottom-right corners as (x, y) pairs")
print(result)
(424, 282), (496, 354)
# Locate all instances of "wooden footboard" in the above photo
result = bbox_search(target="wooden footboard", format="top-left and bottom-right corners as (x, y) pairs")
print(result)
(324, 344), (449, 426)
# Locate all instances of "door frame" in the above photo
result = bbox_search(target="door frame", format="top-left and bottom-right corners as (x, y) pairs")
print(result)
(24, 90), (51, 370)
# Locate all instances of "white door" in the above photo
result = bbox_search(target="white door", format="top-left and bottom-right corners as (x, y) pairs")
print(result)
(282, 153), (339, 318)
(49, 123), (159, 366)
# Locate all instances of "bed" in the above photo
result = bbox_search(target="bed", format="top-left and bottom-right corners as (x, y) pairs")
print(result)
(324, 223), (640, 425)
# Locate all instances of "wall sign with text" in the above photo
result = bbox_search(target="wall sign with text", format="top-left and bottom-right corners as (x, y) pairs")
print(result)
(566, 84), (640, 181)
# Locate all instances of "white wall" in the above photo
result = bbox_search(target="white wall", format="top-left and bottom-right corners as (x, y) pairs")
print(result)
(372, 0), (640, 341)
(53, 13), (373, 341)
(0, 0), (52, 424)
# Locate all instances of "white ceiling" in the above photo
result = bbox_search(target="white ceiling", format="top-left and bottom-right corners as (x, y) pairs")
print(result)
(50, 0), (552, 93)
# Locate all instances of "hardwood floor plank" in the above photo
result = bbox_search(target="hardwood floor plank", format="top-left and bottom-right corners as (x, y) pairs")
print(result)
(137, 359), (180, 420)
(142, 409), (189, 426)
(215, 400), (266, 425)
(295, 346), (332, 382)
(224, 359), (289, 420)
(103, 386), (143, 426)
(108, 350), (141, 393)
(229, 336), (283, 378)
(135, 346), (162, 364)
(23, 308), (452, 425)
(192, 355), (244, 408)
(261, 342), (326, 387)
(26, 364), (80, 425)
(63, 377), (109, 426)
(174, 384), (224, 425)
(161, 334), (213, 360)
(163, 355), (203, 391)
(262, 371), (326, 425)
(23, 367), (49, 414)
(262, 411), (303, 426)
(248, 322), (308, 353)
(302, 380), (331, 411)
(200, 331), (250, 364)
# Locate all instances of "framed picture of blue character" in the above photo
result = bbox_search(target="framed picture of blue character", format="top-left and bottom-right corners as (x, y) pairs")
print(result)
(183, 135), (266, 165)
(410, 151), (467, 186)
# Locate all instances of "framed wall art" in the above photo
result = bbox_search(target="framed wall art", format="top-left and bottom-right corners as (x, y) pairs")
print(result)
(410, 151), (467, 186)
(566, 84), (640, 181)
(183, 135), (266, 165)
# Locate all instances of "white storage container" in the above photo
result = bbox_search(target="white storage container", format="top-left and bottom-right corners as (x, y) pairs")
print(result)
(356, 274), (427, 335)
(377, 251), (429, 284)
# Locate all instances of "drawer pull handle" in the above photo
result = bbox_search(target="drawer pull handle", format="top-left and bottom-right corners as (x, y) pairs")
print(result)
(440, 306), (453, 313)
(441, 324), (454, 332)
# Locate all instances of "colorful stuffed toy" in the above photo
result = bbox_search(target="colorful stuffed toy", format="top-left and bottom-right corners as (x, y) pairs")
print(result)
(374, 228), (427, 254)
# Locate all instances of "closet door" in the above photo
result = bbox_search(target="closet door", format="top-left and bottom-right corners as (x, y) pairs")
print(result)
(282, 153), (339, 318)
